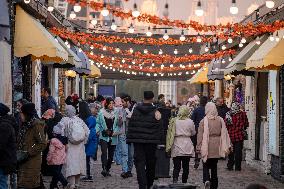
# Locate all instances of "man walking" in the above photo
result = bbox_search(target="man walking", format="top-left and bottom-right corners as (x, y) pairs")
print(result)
(41, 87), (58, 115)
(215, 97), (230, 119)
(127, 91), (163, 189)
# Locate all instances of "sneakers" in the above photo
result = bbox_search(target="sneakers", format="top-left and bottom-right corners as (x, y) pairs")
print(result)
(126, 171), (133, 177)
(204, 181), (210, 189)
(81, 176), (94, 182)
(101, 170), (107, 177)
(121, 172), (128, 179)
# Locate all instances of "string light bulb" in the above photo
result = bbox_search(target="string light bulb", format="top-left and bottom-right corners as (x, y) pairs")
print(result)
(265, 1), (275, 8)
(221, 45), (226, 50)
(74, 3), (81, 12)
(228, 37), (233, 44)
(239, 43), (244, 48)
(275, 32), (280, 42)
(159, 49), (163, 55)
(269, 33), (275, 41)
(230, 0), (239, 15)
(91, 17), (98, 26)
(163, 29), (169, 40)
(189, 48), (193, 53)
(111, 19), (117, 31)
(195, 0), (204, 17)
(70, 11), (76, 19)
(196, 34), (202, 43)
(101, 3), (109, 17)
(24, 0), (30, 4)
(115, 47), (120, 53)
(48, 6), (54, 12)
(180, 30), (186, 41)
(129, 48), (134, 54)
(205, 44), (209, 52)
(146, 27), (152, 37)
(128, 23), (135, 33)
(144, 49), (148, 54)
(174, 49), (178, 55)
(256, 36), (261, 45)
(241, 37), (246, 44)
(132, 3), (140, 17)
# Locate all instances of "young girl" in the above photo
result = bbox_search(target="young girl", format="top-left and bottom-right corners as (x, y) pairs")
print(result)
(47, 126), (69, 189)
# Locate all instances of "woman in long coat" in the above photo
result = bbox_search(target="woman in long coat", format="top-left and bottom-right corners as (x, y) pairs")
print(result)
(17, 103), (47, 189)
(56, 105), (90, 189)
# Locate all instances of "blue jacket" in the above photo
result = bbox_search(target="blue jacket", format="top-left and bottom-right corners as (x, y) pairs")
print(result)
(191, 106), (206, 130)
(95, 109), (119, 145)
(85, 116), (98, 156)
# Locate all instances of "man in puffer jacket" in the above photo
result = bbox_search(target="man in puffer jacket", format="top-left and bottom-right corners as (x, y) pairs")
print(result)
(127, 91), (163, 189)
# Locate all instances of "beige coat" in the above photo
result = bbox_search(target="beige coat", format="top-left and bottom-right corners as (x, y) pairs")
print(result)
(197, 118), (222, 159)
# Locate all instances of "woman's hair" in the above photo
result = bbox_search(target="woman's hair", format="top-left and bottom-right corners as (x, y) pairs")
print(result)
(79, 101), (92, 121)
(246, 184), (267, 189)
(104, 97), (114, 109)
(17, 99), (29, 106)
(120, 94), (131, 102)
(65, 96), (73, 105)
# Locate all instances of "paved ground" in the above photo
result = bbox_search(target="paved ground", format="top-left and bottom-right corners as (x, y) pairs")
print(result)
(44, 158), (284, 189)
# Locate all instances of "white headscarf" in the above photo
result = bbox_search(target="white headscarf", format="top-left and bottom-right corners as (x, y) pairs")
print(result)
(65, 105), (76, 118)
(205, 102), (218, 120)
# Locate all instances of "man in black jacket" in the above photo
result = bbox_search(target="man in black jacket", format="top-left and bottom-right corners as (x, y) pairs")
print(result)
(0, 103), (17, 189)
(127, 91), (163, 189)
(215, 97), (230, 119)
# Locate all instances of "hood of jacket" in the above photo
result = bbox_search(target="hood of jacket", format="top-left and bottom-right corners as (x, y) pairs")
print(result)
(51, 138), (65, 150)
(136, 103), (157, 115)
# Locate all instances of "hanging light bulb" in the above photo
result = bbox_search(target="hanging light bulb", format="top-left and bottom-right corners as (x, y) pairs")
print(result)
(269, 33), (275, 41)
(161, 64), (164, 69)
(122, 59), (125, 63)
(163, 29), (169, 40)
(48, 6), (54, 12)
(101, 3), (109, 17)
(111, 57), (115, 61)
(144, 49), (148, 54)
(229, 56), (233, 62)
(196, 34), (202, 43)
(180, 30), (186, 41)
(115, 47), (120, 53)
(189, 48), (193, 53)
(230, 0), (239, 15)
(69, 11), (76, 19)
(128, 23), (135, 33)
(205, 44), (209, 52)
(24, 0), (30, 4)
(146, 27), (152, 37)
(91, 17), (98, 26)
(221, 45), (226, 50)
(256, 36), (261, 45)
(265, 1), (275, 8)
(275, 32), (280, 42)
(129, 48), (134, 53)
(100, 54), (104, 58)
(74, 3), (81, 12)
(78, 48), (82, 52)
(221, 59), (226, 63)
(132, 3), (140, 17)
(228, 37), (233, 44)
(239, 43), (244, 48)
(111, 19), (117, 31)
(103, 46), (107, 51)
(90, 51), (94, 55)
(159, 49), (163, 55)
(132, 61), (136, 64)
(241, 37), (246, 44)
(174, 49), (178, 55)
(152, 63), (155, 67)
(195, 1), (204, 17)
(170, 64), (173, 68)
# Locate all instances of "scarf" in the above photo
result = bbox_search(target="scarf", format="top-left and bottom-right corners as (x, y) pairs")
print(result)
(17, 117), (37, 150)
(225, 102), (241, 125)
(101, 108), (115, 119)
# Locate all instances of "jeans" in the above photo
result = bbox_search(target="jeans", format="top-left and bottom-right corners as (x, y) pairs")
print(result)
(114, 142), (122, 165)
(172, 156), (190, 183)
(50, 165), (68, 189)
(203, 158), (218, 189)
(128, 143), (134, 173)
(227, 141), (243, 170)
(100, 139), (116, 171)
(117, 135), (128, 173)
(10, 173), (17, 189)
(134, 143), (157, 189)
(0, 168), (8, 189)
(86, 156), (91, 177)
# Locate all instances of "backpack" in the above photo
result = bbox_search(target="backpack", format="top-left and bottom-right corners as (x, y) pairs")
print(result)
(65, 117), (86, 145)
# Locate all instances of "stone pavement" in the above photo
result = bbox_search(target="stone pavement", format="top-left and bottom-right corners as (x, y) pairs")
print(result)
(44, 158), (284, 189)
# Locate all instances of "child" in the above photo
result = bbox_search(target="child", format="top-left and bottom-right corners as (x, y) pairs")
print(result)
(47, 126), (69, 189)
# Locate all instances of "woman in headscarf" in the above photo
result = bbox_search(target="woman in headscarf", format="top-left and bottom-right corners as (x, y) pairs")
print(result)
(56, 105), (90, 189)
(113, 97), (123, 165)
(78, 101), (98, 182)
(166, 105), (196, 184)
(197, 102), (231, 189)
(17, 103), (47, 189)
(225, 102), (248, 171)
(96, 97), (120, 177)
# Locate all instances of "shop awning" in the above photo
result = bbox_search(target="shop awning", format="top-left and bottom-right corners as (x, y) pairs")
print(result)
(246, 30), (284, 70)
(207, 59), (229, 80)
(52, 37), (82, 68)
(14, 6), (68, 63)
(190, 66), (208, 84)
(71, 46), (91, 76)
(224, 36), (267, 75)
(88, 65), (101, 78)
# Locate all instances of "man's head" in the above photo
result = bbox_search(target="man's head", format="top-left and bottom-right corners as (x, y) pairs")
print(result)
(158, 94), (165, 102)
(200, 96), (208, 107)
(177, 103), (182, 108)
(88, 93), (94, 99)
(215, 97), (224, 107)
(144, 91), (155, 103)
(121, 94), (132, 108)
(42, 87), (51, 99)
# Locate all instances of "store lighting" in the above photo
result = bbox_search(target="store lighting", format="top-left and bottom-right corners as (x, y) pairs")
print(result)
(129, 48), (134, 53)
(174, 49), (178, 55)
(24, 0), (30, 4)
(265, 1), (275, 9)
(70, 11), (76, 19)
(241, 37), (246, 44)
(111, 19), (117, 31)
(146, 27), (152, 37)
(228, 37), (233, 44)
(47, 6), (54, 12)
(132, 3), (140, 17)
(195, 1), (204, 17)
(180, 30), (186, 41)
(128, 23), (135, 33)
(163, 30), (169, 40)
(159, 49), (163, 55)
(101, 3), (109, 17)
(230, 0), (238, 15)
(74, 3), (81, 12)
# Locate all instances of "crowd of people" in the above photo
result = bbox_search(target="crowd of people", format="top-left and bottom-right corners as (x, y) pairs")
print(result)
(0, 87), (268, 189)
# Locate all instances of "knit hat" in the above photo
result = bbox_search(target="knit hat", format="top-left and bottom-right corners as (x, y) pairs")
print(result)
(0, 103), (10, 116)
(144, 91), (154, 100)
(21, 103), (36, 116)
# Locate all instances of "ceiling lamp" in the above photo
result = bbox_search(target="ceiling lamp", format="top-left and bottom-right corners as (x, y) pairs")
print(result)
(129, 48), (134, 53)
(188, 48), (193, 53)
(70, 10), (76, 19)
(74, 3), (81, 13)
(195, 1), (204, 17)
(146, 27), (152, 37)
(241, 37), (246, 44)
(163, 29), (169, 40)
(265, 1), (275, 9)
(111, 19), (117, 31)
(228, 37), (233, 44)
(174, 49), (178, 55)
(128, 23), (135, 33)
(101, 3), (109, 17)
(230, 0), (238, 15)
(180, 30), (186, 41)
(144, 49), (148, 54)
(24, 0), (30, 4)
(91, 17), (98, 26)
(132, 3), (140, 17)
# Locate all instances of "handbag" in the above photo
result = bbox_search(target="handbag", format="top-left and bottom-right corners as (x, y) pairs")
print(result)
(17, 150), (29, 164)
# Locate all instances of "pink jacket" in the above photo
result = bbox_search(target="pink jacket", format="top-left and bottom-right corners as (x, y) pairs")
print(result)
(47, 138), (66, 165)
